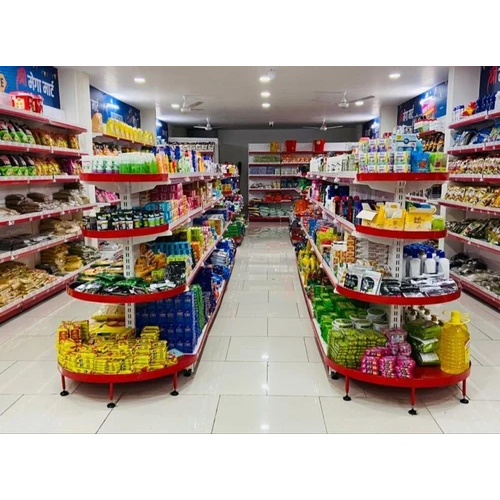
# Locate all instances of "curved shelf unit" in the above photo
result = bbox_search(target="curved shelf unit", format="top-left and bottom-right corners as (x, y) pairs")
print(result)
(354, 225), (447, 241)
(81, 225), (170, 240)
(92, 132), (153, 148)
(67, 283), (189, 304)
(335, 283), (461, 305)
(297, 266), (470, 410)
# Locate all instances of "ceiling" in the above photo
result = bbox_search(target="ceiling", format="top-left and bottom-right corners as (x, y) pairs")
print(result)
(68, 66), (450, 128)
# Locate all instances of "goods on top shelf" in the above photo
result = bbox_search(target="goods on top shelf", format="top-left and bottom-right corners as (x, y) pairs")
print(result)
(420, 131), (445, 152)
(9, 91), (44, 114)
(281, 153), (312, 164)
(450, 252), (500, 299)
(168, 141), (215, 153)
(452, 92), (500, 123)
(444, 185), (500, 207)
(1, 119), (81, 149)
(56, 320), (178, 375)
(250, 178), (299, 190)
(92, 116), (154, 146)
(451, 123), (500, 149)
(448, 156), (500, 176)
(136, 239), (236, 354)
(309, 180), (445, 232)
(251, 154), (280, 164)
(447, 219), (500, 246)
(413, 117), (445, 135)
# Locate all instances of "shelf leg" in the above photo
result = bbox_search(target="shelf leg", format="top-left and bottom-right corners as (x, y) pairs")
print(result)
(408, 387), (417, 415)
(330, 369), (339, 380)
(107, 383), (116, 409)
(60, 375), (69, 397)
(343, 376), (351, 401)
(460, 379), (469, 404)
(171, 371), (179, 396)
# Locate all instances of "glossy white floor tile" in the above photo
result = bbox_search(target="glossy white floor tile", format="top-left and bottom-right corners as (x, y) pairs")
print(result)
(268, 290), (303, 303)
(268, 362), (365, 397)
(0, 360), (15, 375)
(237, 302), (299, 318)
(99, 395), (219, 434)
(321, 397), (442, 433)
(217, 301), (240, 318)
(0, 395), (21, 416)
(304, 337), (323, 363)
(223, 290), (269, 304)
(0, 394), (111, 433)
(202, 337), (231, 361)
(177, 361), (268, 395)
(226, 337), (308, 362)
(242, 280), (295, 291)
(268, 318), (313, 337)
(212, 395), (326, 433)
(0, 336), (56, 361)
(211, 317), (268, 336)
(469, 341), (500, 366)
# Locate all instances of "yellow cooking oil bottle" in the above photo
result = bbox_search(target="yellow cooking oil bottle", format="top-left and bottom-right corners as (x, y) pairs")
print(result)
(440, 311), (470, 375)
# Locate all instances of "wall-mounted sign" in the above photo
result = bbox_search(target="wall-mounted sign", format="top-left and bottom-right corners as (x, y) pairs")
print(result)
(362, 118), (379, 139)
(397, 81), (448, 126)
(156, 119), (168, 144)
(479, 66), (500, 97)
(0, 66), (60, 109)
(90, 85), (141, 130)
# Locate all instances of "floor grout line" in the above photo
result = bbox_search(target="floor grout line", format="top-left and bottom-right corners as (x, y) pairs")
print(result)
(210, 395), (222, 434)
(95, 393), (124, 434)
(318, 396), (329, 433)
(0, 394), (23, 417)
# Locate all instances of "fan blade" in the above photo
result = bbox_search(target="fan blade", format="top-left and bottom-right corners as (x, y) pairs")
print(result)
(347, 95), (375, 104)
(303, 126), (319, 129)
(189, 101), (204, 108)
(191, 108), (205, 111)
(310, 99), (337, 105)
(326, 125), (343, 129)
(193, 126), (206, 129)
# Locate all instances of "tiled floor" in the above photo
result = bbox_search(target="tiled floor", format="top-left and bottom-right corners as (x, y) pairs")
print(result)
(1, 223), (500, 433)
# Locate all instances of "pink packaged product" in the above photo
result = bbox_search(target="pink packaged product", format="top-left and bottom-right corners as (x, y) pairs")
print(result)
(382, 327), (407, 344)
(378, 355), (397, 377)
(360, 355), (379, 375)
(395, 356), (416, 378)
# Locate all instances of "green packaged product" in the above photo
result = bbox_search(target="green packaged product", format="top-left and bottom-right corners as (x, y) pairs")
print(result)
(405, 319), (441, 340)
(415, 351), (440, 366)
(409, 335), (439, 353)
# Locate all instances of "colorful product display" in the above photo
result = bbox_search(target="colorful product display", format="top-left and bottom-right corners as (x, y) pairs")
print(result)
(92, 116), (154, 146)
(448, 156), (500, 176)
(444, 185), (500, 207)
(447, 219), (500, 246)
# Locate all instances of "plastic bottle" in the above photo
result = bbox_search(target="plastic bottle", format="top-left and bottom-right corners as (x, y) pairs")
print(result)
(409, 250), (421, 278)
(403, 252), (411, 278)
(418, 250), (427, 274)
(437, 251), (450, 279)
(424, 252), (436, 274)
(440, 311), (470, 374)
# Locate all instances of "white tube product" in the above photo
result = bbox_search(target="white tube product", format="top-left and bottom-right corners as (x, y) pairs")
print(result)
(403, 253), (412, 278)
(409, 250), (421, 278)
(437, 251), (450, 279)
(418, 250), (427, 274)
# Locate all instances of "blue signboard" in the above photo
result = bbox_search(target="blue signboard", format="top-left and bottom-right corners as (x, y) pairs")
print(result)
(90, 85), (140, 128)
(397, 81), (448, 126)
(0, 66), (60, 109)
(479, 66), (500, 97)
(156, 119), (168, 144)
(362, 117), (379, 139)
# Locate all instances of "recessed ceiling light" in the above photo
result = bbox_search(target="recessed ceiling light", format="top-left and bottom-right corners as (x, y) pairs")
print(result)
(260, 75), (271, 83)
(171, 103), (180, 109)
(262, 102), (271, 108)
(134, 77), (146, 84)
(355, 101), (364, 106)
(261, 91), (271, 98)
(389, 73), (401, 79)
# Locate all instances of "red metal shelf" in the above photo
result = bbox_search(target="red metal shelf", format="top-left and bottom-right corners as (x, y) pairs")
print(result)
(0, 204), (96, 227)
(438, 199), (500, 215)
(0, 141), (86, 157)
(81, 225), (170, 239)
(447, 232), (500, 256)
(0, 104), (87, 133)
(335, 283), (461, 305)
(0, 175), (79, 185)
(355, 225), (447, 241)
(449, 112), (490, 129)
(451, 271), (500, 310)
(418, 130), (444, 138)
(80, 173), (170, 183)
(93, 133), (153, 148)
(356, 172), (449, 182)
(67, 283), (189, 304)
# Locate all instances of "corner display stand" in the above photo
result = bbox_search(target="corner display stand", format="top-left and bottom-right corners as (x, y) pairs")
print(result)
(299, 174), (470, 414)
(61, 170), (240, 406)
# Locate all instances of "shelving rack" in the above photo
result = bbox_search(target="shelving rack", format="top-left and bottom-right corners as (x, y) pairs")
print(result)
(443, 111), (500, 309)
(248, 142), (353, 222)
(0, 104), (92, 322)
(297, 170), (469, 413)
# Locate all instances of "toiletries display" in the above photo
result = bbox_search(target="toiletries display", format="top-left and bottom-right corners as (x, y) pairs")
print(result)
(452, 93), (500, 123)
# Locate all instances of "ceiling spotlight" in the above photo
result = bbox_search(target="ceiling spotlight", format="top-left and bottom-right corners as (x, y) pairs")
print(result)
(134, 77), (146, 84)
(355, 101), (364, 106)
(260, 75), (271, 83)
(171, 103), (180, 109)
(262, 102), (271, 108)
(261, 91), (271, 98)
(389, 73), (401, 79)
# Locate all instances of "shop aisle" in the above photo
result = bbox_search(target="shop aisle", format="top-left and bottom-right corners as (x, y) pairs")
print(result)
(1, 224), (500, 433)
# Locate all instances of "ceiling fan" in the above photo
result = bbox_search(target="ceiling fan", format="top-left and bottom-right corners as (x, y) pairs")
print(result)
(311, 91), (375, 109)
(303, 119), (343, 131)
(193, 118), (220, 131)
(180, 95), (204, 113)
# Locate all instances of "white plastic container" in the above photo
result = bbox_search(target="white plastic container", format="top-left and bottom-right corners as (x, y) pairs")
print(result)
(437, 251), (450, 279)
(424, 252), (436, 274)
(409, 250), (421, 278)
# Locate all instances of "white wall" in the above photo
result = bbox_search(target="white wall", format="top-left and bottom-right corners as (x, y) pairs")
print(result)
(216, 126), (360, 203)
